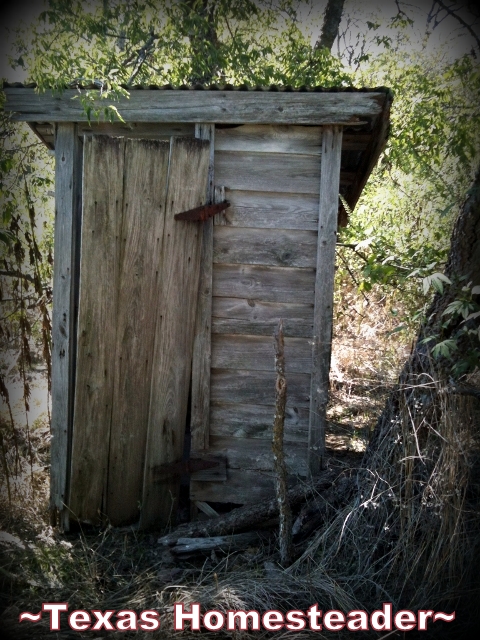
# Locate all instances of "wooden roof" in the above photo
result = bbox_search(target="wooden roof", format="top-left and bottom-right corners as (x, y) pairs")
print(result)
(2, 83), (392, 218)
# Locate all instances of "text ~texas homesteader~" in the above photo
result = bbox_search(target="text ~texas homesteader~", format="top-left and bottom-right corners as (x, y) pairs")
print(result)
(19, 602), (456, 632)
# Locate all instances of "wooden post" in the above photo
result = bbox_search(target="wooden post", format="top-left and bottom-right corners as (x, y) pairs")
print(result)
(308, 125), (343, 477)
(50, 123), (83, 529)
(190, 124), (215, 451)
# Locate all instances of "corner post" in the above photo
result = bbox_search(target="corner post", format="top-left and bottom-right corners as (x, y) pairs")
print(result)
(308, 125), (343, 476)
(50, 123), (82, 529)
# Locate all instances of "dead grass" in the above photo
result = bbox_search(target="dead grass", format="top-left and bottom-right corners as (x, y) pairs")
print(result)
(1, 291), (479, 638)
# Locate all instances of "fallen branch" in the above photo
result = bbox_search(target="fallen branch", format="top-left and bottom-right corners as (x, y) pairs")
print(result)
(158, 469), (340, 547)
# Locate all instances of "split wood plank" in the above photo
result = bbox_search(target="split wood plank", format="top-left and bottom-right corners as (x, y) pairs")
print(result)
(210, 402), (309, 442)
(215, 124), (322, 155)
(212, 297), (314, 338)
(213, 226), (318, 268)
(208, 436), (308, 476)
(211, 334), (312, 374)
(308, 126), (343, 476)
(106, 140), (170, 525)
(212, 263), (316, 304)
(69, 136), (125, 523)
(216, 190), (319, 230)
(50, 123), (82, 527)
(4, 88), (387, 124)
(190, 124), (215, 453)
(211, 369), (311, 408)
(140, 137), (210, 529)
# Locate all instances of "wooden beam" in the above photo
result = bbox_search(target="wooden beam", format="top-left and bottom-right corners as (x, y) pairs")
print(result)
(4, 88), (387, 124)
(308, 125), (343, 477)
(190, 124), (215, 452)
(50, 123), (82, 530)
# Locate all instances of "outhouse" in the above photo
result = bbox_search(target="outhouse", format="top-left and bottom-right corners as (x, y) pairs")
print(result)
(4, 83), (392, 529)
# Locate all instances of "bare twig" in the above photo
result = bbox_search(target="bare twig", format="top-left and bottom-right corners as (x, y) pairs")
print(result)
(272, 320), (292, 566)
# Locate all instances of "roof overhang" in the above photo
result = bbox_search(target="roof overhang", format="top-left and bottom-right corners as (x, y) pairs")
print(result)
(2, 85), (392, 220)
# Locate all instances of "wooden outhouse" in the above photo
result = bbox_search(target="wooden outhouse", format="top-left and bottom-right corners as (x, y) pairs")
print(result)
(4, 83), (392, 529)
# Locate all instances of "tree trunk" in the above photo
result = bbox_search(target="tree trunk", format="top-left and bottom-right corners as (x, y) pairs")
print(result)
(315, 0), (345, 51)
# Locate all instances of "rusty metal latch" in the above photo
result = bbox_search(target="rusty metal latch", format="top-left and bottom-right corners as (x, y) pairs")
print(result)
(174, 201), (230, 222)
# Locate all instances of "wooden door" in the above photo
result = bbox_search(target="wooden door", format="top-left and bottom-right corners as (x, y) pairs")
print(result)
(69, 135), (210, 528)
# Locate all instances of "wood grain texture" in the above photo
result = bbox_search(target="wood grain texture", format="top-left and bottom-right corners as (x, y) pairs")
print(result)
(208, 436), (307, 475)
(210, 402), (309, 442)
(215, 150), (320, 194)
(211, 334), (312, 374)
(140, 137), (210, 529)
(213, 226), (317, 268)
(190, 125), (215, 452)
(80, 122), (194, 138)
(211, 297), (314, 338)
(214, 190), (319, 230)
(215, 151), (353, 194)
(191, 469), (299, 504)
(106, 140), (170, 525)
(50, 123), (82, 526)
(69, 136), (125, 523)
(211, 369), (311, 407)
(215, 124), (322, 155)
(308, 126), (343, 476)
(212, 263), (315, 303)
(4, 88), (386, 124)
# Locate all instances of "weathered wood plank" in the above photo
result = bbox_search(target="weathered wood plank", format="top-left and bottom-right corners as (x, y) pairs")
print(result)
(211, 369), (310, 407)
(215, 151), (322, 194)
(208, 436), (308, 476)
(106, 140), (170, 526)
(80, 122), (194, 138)
(211, 334), (312, 374)
(210, 402), (309, 442)
(211, 297), (314, 338)
(213, 226), (317, 268)
(140, 137), (210, 529)
(215, 124), (322, 155)
(211, 317), (314, 338)
(215, 151), (354, 194)
(190, 125), (215, 453)
(50, 123), (82, 527)
(308, 126), (343, 476)
(213, 263), (315, 303)
(190, 469), (277, 503)
(4, 88), (387, 124)
(69, 136), (125, 523)
(214, 190), (320, 230)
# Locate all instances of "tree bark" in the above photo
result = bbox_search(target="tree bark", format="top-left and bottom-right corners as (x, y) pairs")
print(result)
(364, 164), (480, 467)
(315, 0), (345, 52)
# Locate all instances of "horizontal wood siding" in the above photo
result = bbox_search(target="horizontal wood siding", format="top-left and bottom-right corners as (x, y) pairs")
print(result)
(215, 190), (319, 230)
(207, 125), (322, 502)
(213, 227), (317, 268)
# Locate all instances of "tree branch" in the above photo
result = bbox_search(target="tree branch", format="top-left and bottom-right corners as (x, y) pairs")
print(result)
(433, 0), (480, 50)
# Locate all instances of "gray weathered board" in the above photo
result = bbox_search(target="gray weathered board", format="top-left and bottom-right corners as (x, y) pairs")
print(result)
(192, 122), (341, 504)
(4, 88), (387, 124)
(69, 136), (210, 527)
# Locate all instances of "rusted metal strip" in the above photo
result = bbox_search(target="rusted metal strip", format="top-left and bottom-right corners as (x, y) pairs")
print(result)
(174, 201), (230, 222)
